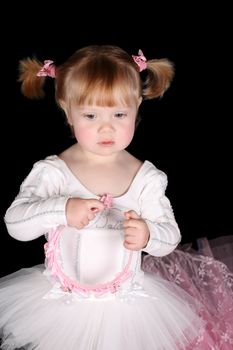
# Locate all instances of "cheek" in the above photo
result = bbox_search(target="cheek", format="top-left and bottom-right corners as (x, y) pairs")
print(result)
(73, 125), (94, 143)
(121, 122), (135, 143)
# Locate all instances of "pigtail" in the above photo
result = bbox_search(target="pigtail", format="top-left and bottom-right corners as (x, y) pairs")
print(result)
(142, 59), (175, 99)
(18, 58), (47, 99)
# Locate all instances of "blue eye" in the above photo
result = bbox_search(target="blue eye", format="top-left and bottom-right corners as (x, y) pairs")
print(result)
(114, 113), (126, 119)
(84, 114), (96, 120)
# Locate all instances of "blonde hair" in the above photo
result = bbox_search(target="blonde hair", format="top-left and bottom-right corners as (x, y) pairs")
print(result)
(19, 45), (174, 109)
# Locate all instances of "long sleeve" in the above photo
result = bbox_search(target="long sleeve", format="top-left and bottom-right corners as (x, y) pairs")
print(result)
(139, 164), (181, 257)
(4, 158), (70, 241)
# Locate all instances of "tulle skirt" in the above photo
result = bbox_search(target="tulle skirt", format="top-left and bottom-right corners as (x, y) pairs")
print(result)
(0, 263), (216, 350)
(142, 238), (233, 349)
(1, 235), (233, 350)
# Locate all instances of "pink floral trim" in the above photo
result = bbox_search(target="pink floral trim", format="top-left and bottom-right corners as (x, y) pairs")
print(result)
(44, 229), (132, 295)
(44, 194), (133, 295)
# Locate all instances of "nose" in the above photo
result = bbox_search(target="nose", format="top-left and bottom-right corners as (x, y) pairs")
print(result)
(98, 119), (115, 132)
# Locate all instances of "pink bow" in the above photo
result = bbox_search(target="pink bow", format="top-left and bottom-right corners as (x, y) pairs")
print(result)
(37, 60), (56, 78)
(132, 49), (147, 72)
(100, 193), (113, 209)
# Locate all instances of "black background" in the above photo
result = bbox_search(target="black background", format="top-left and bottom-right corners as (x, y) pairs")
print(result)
(0, 5), (232, 277)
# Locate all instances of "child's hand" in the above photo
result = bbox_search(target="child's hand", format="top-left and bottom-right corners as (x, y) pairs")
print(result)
(66, 198), (105, 229)
(123, 210), (150, 251)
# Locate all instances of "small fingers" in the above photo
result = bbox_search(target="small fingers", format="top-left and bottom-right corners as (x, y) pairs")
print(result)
(77, 211), (96, 229)
(91, 207), (99, 213)
(88, 199), (105, 212)
(123, 241), (140, 251)
(87, 212), (96, 221)
(77, 218), (89, 229)
(124, 210), (140, 220)
(76, 222), (85, 230)
(123, 219), (138, 228)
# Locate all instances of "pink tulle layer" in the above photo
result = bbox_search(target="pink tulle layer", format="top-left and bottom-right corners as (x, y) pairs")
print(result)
(142, 236), (233, 349)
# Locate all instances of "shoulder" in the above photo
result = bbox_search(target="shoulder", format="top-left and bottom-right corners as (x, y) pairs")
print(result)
(20, 155), (68, 190)
(141, 161), (168, 191)
(33, 155), (64, 171)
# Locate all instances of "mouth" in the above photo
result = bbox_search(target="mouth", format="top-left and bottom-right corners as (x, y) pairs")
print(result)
(98, 141), (114, 146)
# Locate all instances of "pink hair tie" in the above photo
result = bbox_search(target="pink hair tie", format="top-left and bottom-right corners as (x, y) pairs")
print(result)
(37, 60), (56, 78)
(132, 49), (147, 72)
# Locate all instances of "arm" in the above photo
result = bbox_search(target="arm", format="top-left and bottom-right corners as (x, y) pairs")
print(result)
(139, 167), (181, 257)
(4, 159), (69, 241)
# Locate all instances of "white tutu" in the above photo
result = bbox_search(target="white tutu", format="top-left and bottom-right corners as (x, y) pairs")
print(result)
(0, 264), (209, 350)
(0, 158), (217, 349)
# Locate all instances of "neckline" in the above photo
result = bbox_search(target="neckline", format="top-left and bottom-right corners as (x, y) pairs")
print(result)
(54, 155), (149, 200)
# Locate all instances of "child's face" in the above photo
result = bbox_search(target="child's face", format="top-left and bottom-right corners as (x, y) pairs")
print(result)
(68, 103), (138, 157)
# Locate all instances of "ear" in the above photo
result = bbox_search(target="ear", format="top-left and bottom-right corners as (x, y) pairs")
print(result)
(58, 100), (73, 125)
(66, 115), (73, 126)
(137, 96), (142, 107)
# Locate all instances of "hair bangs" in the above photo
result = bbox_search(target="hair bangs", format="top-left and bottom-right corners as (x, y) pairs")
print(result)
(66, 60), (140, 107)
